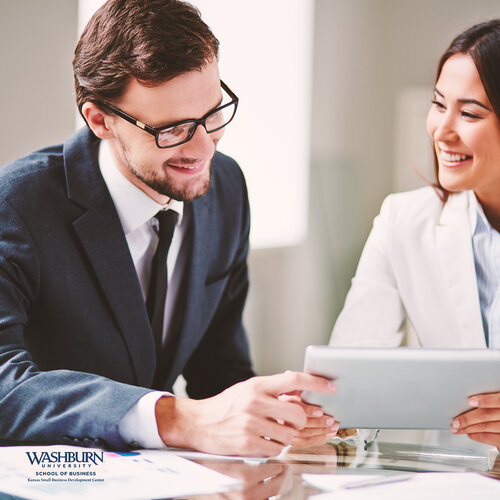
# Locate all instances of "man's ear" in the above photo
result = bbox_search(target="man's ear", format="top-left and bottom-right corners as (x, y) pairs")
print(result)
(81, 102), (115, 140)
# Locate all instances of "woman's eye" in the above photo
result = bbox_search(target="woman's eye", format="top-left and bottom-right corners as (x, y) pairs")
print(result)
(461, 111), (481, 120)
(431, 100), (446, 110)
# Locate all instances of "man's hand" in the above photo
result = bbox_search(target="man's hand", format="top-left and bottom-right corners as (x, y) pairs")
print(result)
(155, 371), (337, 457)
(451, 391), (500, 449)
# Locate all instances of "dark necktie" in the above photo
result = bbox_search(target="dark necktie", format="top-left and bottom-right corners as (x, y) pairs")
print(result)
(147, 210), (178, 362)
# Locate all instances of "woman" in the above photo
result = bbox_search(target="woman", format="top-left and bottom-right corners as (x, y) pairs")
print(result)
(330, 19), (500, 451)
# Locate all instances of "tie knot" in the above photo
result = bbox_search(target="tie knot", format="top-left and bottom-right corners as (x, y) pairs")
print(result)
(155, 210), (178, 237)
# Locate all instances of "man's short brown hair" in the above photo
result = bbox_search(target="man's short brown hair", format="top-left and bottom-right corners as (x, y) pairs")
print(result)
(73, 0), (219, 114)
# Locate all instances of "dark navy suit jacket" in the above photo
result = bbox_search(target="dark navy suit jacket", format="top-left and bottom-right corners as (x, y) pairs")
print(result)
(0, 128), (254, 450)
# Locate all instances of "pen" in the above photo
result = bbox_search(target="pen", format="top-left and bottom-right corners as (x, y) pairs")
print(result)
(363, 429), (380, 450)
(342, 474), (414, 490)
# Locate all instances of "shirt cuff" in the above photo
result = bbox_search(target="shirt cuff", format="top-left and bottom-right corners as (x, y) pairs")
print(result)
(119, 391), (172, 449)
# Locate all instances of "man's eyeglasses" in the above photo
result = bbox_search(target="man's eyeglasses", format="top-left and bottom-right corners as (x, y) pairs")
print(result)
(101, 80), (238, 149)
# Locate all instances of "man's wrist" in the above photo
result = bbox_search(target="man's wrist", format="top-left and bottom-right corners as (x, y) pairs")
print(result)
(119, 391), (171, 449)
(155, 395), (198, 449)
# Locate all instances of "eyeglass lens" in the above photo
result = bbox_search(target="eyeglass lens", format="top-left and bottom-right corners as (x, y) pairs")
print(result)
(157, 101), (236, 147)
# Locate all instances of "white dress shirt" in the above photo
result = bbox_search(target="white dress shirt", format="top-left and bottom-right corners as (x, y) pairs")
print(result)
(469, 191), (500, 349)
(98, 140), (188, 448)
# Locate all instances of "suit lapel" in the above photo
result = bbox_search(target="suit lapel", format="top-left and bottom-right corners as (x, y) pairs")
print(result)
(435, 192), (485, 347)
(72, 199), (156, 386)
(63, 129), (156, 387)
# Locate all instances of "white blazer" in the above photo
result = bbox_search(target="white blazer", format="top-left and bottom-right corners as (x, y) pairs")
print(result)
(330, 186), (486, 348)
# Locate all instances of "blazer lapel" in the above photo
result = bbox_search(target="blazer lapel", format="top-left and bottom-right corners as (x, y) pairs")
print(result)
(435, 192), (485, 348)
(63, 129), (156, 387)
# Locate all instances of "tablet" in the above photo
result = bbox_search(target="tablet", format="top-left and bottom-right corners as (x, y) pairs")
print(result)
(302, 346), (500, 429)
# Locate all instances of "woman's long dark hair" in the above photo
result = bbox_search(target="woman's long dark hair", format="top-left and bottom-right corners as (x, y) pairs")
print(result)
(431, 20), (500, 201)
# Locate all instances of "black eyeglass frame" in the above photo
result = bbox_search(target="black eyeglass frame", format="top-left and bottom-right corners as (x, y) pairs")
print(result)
(100, 80), (238, 149)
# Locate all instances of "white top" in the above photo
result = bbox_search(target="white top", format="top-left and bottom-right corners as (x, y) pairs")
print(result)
(99, 140), (188, 448)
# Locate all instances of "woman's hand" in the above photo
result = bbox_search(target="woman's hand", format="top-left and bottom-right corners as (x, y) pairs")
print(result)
(278, 393), (339, 447)
(451, 392), (500, 449)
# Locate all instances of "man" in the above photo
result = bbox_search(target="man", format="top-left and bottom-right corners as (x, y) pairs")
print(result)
(0, 0), (337, 456)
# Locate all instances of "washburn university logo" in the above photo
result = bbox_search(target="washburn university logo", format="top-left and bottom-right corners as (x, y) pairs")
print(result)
(26, 450), (104, 467)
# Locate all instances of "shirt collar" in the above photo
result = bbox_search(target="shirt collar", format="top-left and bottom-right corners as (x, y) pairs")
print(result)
(468, 190), (491, 236)
(98, 139), (184, 235)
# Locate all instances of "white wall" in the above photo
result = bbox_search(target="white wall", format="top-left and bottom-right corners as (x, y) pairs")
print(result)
(191, 0), (314, 249)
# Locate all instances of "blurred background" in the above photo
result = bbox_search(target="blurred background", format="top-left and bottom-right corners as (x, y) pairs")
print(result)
(1, 0), (500, 376)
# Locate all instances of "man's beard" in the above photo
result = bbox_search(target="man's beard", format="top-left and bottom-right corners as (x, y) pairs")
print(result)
(119, 143), (213, 202)
(130, 160), (212, 202)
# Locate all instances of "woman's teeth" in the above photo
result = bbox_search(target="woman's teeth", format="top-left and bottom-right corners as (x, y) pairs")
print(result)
(441, 151), (469, 162)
